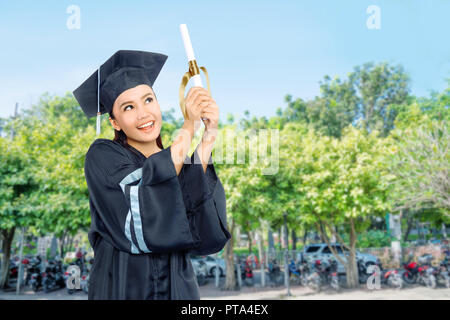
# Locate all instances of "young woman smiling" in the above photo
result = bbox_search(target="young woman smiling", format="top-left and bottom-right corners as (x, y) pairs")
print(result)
(73, 50), (230, 300)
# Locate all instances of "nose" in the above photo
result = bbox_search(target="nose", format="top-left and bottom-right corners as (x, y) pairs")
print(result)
(136, 103), (152, 120)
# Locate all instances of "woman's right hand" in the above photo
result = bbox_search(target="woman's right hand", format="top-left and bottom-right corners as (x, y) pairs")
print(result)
(171, 87), (211, 174)
(184, 86), (212, 126)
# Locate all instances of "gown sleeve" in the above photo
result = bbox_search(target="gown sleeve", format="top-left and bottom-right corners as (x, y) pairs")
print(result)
(178, 146), (232, 256)
(84, 140), (200, 254)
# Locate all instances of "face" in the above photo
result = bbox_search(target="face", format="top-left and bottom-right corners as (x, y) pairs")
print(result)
(109, 84), (162, 144)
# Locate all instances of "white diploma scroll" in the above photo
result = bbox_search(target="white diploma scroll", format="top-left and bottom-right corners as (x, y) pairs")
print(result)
(179, 24), (204, 88)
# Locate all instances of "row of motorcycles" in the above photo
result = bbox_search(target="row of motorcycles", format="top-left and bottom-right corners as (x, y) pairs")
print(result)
(6, 254), (93, 294)
(401, 253), (450, 289)
(239, 257), (343, 291)
(268, 258), (341, 292)
(277, 258), (401, 292)
(266, 252), (450, 292)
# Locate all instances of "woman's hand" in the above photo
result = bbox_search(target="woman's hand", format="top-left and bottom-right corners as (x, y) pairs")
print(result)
(183, 87), (220, 172)
(200, 95), (219, 133)
(184, 87), (219, 131)
(171, 87), (210, 175)
(184, 87), (210, 128)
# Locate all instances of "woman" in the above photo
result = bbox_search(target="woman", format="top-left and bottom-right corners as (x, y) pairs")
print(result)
(73, 50), (231, 300)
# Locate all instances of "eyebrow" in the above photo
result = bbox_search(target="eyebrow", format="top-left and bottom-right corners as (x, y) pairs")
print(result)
(120, 92), (153, 109)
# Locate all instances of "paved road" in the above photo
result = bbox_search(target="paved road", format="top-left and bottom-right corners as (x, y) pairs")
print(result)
(0, 286), (87, 300)
(1, 271), (449, 300)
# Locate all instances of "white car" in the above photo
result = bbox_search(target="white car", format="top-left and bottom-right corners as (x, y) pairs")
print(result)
(301, 243), (380, 274)
(190, 258), (208, 286)
(191, 255), (226, 277)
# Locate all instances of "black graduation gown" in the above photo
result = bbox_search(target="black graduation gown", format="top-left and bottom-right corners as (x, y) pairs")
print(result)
(83, 138), (231, 300)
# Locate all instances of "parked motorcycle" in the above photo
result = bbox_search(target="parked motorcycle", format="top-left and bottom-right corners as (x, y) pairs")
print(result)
(419, 265), (437, 288)
(242, 259), (254, 286)
(81, 258), (93, 294)
(372, 264), (403, 289)
(328, 259), (340, 291)
(21, 258), (31, 286)
(441, 253), (449, 273)
(382, 268), (403, 289)
(3, 258), (20, 288)
(307, 259), (339, 292)
(42, 258), (66, 293)
(402, 261), (420, 285)
(298, 259), (311, 287)
(29, 256), (43, 292)
(268, 259), (283, 287)
(357, 258), (371, 284)
(81, 273), (89, 294)
(288, 259), (302, 285)
(431, 261), (450, 288)
(24, 255), (43, 288)
(402, 257), (436, 288)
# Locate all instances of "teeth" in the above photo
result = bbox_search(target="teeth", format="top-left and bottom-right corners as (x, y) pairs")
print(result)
(138, 121), (154, 129)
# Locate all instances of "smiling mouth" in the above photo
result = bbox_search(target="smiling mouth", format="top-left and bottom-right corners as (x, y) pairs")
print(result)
(137, 120), (155, 130)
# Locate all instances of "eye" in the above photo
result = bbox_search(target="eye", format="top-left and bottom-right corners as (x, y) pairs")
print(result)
(124, 105), (133, 111)
(145, 97), (153, 103)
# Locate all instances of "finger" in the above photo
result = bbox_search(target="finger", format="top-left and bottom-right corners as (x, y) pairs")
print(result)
(186, 86), (209, 103)
(202, 114), (214, 124)
(196, 107), (211, 120)
(200, 111), (217, 121)
(200, 110), (217, 120)
(197, 101), (211, 110)
(193, 95), (211, 111)
(201, 107), (219, 118)
(187, 92), (208, 111)
(185, 87), (205, 107)
(193, 91), (210, 103)
(192, 87), (210, 97)
(208, 101), (218, 110)
(186, 86), (204, 97)
(201, 104), (219, 113)
(201, 97), (217, 109)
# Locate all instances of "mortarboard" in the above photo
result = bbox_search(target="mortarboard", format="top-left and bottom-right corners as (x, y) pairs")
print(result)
(73, 50), (168, 135)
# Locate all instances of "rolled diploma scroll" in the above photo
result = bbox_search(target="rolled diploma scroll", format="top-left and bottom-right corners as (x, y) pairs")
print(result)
(179, 24), (207, 121)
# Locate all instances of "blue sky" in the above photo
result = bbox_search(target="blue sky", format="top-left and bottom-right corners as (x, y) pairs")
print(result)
(0, 0), (449, 121)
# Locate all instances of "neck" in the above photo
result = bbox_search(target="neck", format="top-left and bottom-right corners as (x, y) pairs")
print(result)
(127, 138), (161, 158)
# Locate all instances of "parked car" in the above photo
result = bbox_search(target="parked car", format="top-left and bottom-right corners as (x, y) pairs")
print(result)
(204, 256), (226, 277)
(190, 255), (226, 278)
(301, 243), (380, 275)
(190, 258), (208, 286)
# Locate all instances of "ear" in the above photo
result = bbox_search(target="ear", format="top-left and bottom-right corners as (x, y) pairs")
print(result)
(109, 117), (121, 131)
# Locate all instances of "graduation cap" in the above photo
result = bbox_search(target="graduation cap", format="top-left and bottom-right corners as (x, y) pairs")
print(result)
(73, 50), (168, 135)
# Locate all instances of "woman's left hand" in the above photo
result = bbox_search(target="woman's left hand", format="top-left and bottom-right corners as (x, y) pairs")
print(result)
(201, 96), (219, 132)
